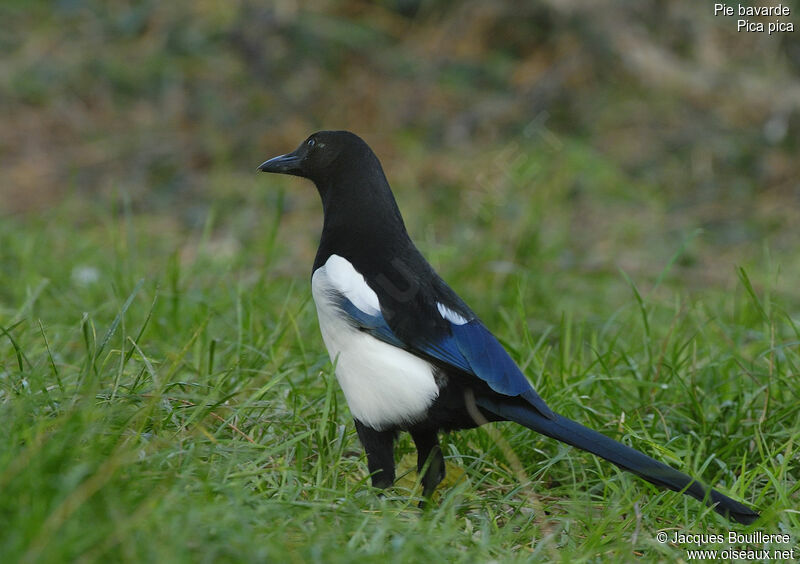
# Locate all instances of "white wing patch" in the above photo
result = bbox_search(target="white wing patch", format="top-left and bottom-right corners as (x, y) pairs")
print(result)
(324, 254), (381, 315)
(311, 255), (439, 430)
(437, 302), (468, 325)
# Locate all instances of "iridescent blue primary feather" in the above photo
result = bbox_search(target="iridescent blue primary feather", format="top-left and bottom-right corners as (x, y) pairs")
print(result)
(259, 129), (759, 524)
(336, 294), (554, 418)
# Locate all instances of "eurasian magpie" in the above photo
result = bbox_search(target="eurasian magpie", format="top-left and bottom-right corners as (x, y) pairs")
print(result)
(258, 130), (758, 524)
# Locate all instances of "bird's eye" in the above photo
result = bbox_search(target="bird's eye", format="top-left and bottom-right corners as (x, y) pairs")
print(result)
(307, 138), (316, 148)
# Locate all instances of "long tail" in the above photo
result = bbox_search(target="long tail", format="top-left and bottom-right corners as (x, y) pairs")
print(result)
(477, 398), (758, 524)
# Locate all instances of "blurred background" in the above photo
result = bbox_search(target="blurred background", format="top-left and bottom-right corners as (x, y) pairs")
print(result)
(3, 4), (798, 558)
(2, 0), (799, 298)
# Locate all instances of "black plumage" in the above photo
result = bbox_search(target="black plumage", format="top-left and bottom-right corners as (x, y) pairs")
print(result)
(258, 130), (758, 524)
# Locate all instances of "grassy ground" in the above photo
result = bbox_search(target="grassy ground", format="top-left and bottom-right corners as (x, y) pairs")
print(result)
(2, 2), (798, 561)
(1, 136), (797, 563)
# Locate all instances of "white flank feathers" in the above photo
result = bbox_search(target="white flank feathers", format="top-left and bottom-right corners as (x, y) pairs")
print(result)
(311, 254), (439, 430)
(323, 254), (381, 315)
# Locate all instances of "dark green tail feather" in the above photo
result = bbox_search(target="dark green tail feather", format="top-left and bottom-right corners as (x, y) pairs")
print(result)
(478, 398), (758, 524)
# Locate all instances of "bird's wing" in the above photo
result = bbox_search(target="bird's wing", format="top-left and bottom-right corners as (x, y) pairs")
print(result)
(335, 293), (554, 419)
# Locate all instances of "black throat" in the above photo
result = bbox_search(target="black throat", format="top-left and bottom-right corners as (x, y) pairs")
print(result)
(311, 158), (412, 275)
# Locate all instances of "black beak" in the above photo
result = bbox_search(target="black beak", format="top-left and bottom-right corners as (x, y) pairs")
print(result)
(257, 149), (303, 175)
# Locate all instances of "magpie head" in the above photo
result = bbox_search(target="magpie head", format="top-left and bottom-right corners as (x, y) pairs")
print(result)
(258, 130), (374, 184)
(258, 130), (404, 232)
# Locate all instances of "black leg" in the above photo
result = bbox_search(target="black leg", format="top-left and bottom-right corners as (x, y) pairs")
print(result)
(410, 429), (445, 502)
(354, 419), (397, 489)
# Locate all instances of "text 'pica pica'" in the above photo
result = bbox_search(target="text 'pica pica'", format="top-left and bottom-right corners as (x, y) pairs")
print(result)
(258, 130), (758, 524)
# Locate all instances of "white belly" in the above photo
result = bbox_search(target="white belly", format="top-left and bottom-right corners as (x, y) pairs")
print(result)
(311, 256), (439, 430)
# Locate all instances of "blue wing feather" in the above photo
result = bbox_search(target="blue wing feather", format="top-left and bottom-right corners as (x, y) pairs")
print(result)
(449, 322), (554, 417)
(338, 298), (405, 348)
(335, 295), (554, 418)
(450, 322), (530, 396)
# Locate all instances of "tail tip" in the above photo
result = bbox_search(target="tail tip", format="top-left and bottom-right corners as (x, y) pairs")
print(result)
(728, 508), (760, 525)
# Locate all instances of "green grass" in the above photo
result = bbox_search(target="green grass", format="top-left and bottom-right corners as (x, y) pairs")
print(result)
(1, 149), (798, 562)
(2, 1), (798, 560)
